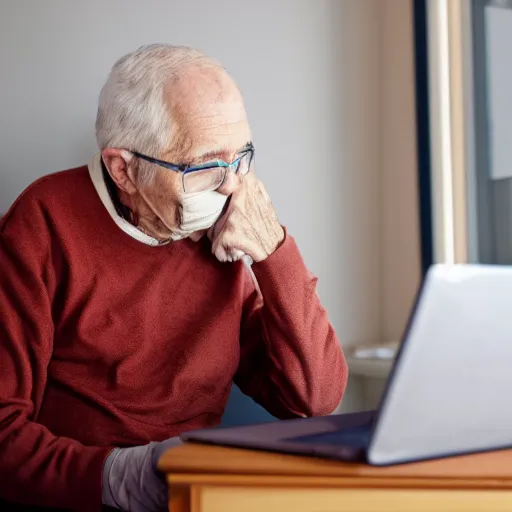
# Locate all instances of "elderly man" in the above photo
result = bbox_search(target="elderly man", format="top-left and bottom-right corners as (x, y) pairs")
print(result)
(0, 44), (347, 511)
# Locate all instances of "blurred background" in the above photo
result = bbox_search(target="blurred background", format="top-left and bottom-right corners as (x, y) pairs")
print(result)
(0, 0), (509, 424)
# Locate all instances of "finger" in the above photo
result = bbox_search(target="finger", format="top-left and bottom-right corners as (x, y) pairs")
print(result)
(212, 229), (266, 263)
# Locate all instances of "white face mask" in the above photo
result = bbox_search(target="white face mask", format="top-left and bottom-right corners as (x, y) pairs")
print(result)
(170, 190), (228, 241)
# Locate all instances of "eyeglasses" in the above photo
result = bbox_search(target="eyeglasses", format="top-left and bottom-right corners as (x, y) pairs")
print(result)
(133, 144), (254, 193)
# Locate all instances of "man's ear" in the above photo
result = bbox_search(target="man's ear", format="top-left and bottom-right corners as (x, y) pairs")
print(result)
(101, 148), (138, 194)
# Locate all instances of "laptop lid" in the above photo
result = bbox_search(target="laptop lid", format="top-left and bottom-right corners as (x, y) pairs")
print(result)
(368, 264), (512, 465)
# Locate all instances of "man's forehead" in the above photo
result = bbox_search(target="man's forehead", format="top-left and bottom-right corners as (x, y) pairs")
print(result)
(168, 84), (245, 130)
(164, 70), (250, 164)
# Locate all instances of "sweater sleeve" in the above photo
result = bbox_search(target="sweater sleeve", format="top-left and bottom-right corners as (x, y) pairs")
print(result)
(234, 233), (348, 419)
(0, 201), (112, 511)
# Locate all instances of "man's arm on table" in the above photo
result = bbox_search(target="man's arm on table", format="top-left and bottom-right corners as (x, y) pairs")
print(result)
(0, 204), (112, 512)
(235, 233), (348, 419)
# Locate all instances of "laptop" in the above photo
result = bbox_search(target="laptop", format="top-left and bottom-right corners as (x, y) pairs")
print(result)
(183, 264), (512, 465)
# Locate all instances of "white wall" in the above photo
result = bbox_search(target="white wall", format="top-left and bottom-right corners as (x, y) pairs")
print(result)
(0, 0), (420, 412)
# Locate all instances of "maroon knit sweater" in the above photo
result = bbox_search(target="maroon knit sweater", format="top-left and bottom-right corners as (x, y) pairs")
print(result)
(0, 166), (347, 511)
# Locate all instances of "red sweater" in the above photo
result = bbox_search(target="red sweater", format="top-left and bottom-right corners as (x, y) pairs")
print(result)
(0, 166), (347, 511)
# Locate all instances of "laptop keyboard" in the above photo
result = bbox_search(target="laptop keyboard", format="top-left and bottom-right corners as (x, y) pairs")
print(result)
(289, 422), (373, 448)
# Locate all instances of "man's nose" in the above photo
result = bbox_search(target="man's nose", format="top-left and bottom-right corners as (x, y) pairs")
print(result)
(216, 170), (241, 196)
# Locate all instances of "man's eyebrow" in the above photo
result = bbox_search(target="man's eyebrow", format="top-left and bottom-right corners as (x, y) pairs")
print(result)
(188, 142), (252, 165)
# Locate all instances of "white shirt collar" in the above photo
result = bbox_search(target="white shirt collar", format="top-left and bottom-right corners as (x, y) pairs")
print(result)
(87, 153), (161, 247)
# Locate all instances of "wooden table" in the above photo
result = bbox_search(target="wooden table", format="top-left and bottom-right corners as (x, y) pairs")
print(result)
(158, 443), (512, 511)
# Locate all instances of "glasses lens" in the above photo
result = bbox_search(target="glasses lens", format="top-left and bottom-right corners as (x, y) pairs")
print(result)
(183, 168), (225, 193)
(236, 151), (253, 176)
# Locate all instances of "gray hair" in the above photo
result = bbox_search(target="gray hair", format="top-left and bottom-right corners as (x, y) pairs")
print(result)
(95, 44), (220, 184)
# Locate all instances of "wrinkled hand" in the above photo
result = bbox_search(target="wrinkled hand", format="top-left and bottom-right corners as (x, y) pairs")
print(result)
(208, 172), (285, 263)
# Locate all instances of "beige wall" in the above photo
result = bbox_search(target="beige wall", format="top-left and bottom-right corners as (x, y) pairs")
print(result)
(380, 0), (422, 344)
(339, 0), (422, 413)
